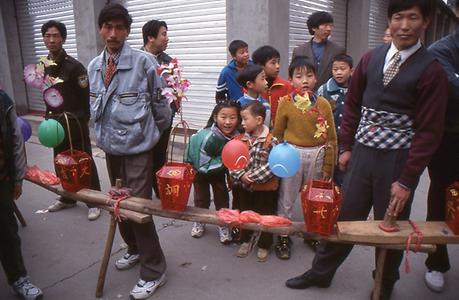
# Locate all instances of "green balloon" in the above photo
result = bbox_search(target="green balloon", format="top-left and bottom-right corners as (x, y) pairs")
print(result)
(38, 119), (65, 148)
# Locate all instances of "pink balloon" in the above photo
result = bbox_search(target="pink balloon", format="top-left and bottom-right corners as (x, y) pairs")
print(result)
(222, 139), (249, 170)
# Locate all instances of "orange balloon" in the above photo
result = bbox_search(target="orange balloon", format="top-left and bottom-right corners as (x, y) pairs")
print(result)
(222, 139), (249, 170)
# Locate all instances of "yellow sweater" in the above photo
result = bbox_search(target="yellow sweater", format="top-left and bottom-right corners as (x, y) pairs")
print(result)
(273, 94), (337, 174)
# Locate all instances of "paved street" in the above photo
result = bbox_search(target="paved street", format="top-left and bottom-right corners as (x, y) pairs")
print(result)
(0, 138), (458, 300)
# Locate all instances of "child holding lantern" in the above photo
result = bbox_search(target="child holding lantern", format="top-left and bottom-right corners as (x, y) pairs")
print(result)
(272, 56), (337, 259)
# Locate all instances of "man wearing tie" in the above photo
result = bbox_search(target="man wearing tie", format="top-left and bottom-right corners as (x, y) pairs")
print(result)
(285, 0), (449, 299)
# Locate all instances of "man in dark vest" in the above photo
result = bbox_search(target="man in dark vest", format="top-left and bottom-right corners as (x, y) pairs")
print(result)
(41, 20), (102, 221)
(291, 11), (345, 88)
(0, 90), (43, 299)
(285, 1), (449, 299)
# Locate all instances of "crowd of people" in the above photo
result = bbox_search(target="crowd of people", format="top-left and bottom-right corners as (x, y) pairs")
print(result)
(0, 0), (458, 299)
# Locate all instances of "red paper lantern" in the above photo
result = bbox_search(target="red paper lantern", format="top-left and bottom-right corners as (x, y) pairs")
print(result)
(156, 162), (195, 211)
(446, 181), (459, 235)
(222, 139), (249, 170)
(54, 149), (92, 192)
(301, 180), (341, 236)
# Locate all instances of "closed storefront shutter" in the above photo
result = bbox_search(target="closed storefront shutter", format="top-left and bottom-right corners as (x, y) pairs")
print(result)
(126, 0), (227, 129)
(368, 0), (389, 49)
(289, 0), (348, 60)
(15, 0), (78, 112)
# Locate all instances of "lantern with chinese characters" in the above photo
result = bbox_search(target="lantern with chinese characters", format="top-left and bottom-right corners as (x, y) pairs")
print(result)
(54, 150), (92, 192)
(53, 112), (92, 192)
(156, 162), (195, 211)
(301, 180), (341, 236)
(446, 181), (459, 235)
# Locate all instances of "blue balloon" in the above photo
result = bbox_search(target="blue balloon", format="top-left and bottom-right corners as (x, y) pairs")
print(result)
(16, 117), (32, 142)
(268, 142), (300, 178)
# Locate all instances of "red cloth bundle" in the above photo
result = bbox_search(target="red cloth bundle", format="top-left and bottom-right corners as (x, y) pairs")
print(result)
(26, 165), (60, 185)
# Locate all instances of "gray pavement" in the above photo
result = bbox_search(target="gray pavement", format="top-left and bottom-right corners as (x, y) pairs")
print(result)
(0, 138), (458, 300)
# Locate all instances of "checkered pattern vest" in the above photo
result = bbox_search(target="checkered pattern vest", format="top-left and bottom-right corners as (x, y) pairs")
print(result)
(355, 44), (434, 149)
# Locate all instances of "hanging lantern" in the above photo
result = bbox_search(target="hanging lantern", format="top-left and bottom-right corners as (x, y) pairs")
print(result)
(446, 181), (459, 235)
(156, 162), (195, 211)
(301, 180), (341, 236)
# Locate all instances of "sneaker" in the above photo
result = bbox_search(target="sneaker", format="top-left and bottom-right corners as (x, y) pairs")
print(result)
(231, 227), (241, 244)
(424, 270), (445, 293)
(115, 253), (140, 270)
(12, 276), (43, 300)
(304, 236), (319, 252)
(48, 200), (76, 212)
(130, 274), (167, 299)
(191, 222), (205, 238)
(257, 248), (270, 262)
(218, 226), (232, 244)
(275, 235), (291, 260)
(237, 242), (251, 258)
(88, 207), (101, 221)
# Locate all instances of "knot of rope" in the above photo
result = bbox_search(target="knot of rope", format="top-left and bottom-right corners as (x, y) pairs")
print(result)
(404, 220), (423, 273)
(107, 187), (131, 222)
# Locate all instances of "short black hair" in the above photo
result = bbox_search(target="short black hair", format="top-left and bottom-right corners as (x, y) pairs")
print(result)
(142, 20), (168, 45)
(228, 40), (248, 57)
(98, 3), (133, 31)
(332, 54), (353, 69)
(288, 56), (316, 78)
(236, 64), (264, 88)
(242, 101), (266, 121)
(307, 11), (334, 35)
(387, 0), (433, 20)
(252, 45), (280, 66)
(41, 20), (67, 40)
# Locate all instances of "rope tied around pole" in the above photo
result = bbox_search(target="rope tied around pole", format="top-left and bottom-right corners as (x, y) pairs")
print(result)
(404, 220), (423, 273)
(107, 179), (131, 222)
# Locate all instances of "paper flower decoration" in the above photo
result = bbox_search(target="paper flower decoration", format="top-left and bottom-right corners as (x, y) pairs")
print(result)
(44, 87), (64, 108)
(24, 64), (44, 89)
(156, 58), (191, 111)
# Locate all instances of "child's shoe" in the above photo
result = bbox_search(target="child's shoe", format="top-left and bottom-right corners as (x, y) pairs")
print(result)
(218, 226), (232, 244)
(257, 248), (270, 262)
(275, 235), (291, 260)
(191, 222), (205, 238)
(237, 242), (251, 257)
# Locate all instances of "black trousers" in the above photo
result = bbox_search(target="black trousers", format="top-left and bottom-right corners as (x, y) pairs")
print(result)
(152, 125), (172, 198)
(193, 171), (229, 210)
(0, 181), (27, 285)
(53, 117), (101, 207)
(425, 132), (459, 273)
(106, 151), (167, 281)
(235, 185), (277, 249)
(310, 143), (416, 286)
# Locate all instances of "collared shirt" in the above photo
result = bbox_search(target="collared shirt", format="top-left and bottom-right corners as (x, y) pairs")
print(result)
(383, 40), (422, 73)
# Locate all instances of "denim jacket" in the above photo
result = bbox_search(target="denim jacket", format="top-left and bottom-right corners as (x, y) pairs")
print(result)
(88, 43), (171, 155)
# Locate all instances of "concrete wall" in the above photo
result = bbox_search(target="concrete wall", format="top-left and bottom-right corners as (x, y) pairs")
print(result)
(226, 0), (290, 78)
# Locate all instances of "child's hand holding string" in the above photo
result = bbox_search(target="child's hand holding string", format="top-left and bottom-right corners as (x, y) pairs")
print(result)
(241, 173), (253, 185)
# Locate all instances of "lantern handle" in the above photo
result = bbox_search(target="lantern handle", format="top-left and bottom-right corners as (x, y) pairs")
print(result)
(168, 118), (190, 163)
(60, 111), (86, 155)
(308, 142), (336, 183)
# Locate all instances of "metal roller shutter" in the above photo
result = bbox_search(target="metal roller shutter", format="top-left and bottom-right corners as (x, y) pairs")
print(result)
(368, 0), (389, 49)
(126, 0), (227, 129)
(289, 0), (348, 60)
(15, 0), (78, 112)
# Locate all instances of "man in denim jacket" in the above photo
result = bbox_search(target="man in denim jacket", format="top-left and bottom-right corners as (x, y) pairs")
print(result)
(88, 4), (171, 299)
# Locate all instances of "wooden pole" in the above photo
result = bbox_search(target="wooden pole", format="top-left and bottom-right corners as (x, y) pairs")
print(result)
(372, 248), (387, 300)
(95, 179), (122, 298)
(12, 201), (27, 227)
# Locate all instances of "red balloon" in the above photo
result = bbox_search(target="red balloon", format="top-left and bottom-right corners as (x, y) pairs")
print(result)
(222, 139), (249, 170)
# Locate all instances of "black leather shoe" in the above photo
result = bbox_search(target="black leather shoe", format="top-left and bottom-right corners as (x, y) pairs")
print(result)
(285, 270), (331, 289)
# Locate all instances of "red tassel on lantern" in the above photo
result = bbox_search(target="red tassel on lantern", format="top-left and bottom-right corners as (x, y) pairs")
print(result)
(156, 162), (195, 211)
(445, 181), (459, 235)
(301, 180), (341, 236)
(55, 150), (92, 192)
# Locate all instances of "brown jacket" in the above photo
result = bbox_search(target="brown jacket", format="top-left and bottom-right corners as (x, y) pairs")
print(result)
(292, 38), (345, 88)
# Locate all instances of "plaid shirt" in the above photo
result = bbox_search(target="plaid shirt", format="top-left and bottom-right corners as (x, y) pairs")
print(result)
(355, 106), (414, 149)
(230, 125), (279, 187)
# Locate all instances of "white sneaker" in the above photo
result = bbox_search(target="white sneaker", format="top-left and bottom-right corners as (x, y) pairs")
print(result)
(12, 276), (43, 300)
(424, 270), (445, 292)
(218, 226), (232, 244)
(191, 222), (205, 238)
(237, 242), (251, 258)
(130, 274), (167, 299)
(47, 201), (76, 212)
(115, 253), (140, 270)
(87, 207), (101, 221)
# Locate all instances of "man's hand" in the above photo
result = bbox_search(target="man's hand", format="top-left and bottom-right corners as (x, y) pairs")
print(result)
(388, 182), (411, 216)
(14, 182), (22, 200)
(338, 151), (352, 172)
(241, 173), (253, 185)
(322, 171), (331, 181)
